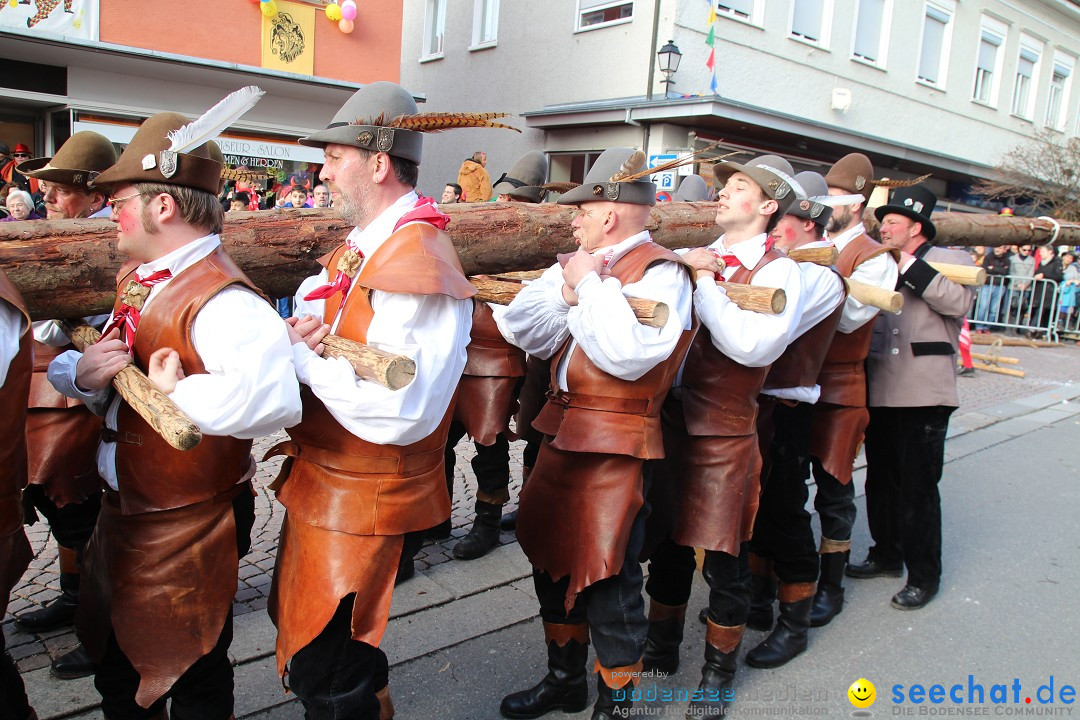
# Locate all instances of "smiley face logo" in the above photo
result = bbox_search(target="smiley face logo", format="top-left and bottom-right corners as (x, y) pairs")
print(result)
(848, 678), (876, 709)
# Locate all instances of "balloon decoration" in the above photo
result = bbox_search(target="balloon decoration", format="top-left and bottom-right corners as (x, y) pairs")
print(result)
(325, 2), (342, 21)
(338, 18), (354, 33)
(340, 0), (357, 20)
(259, 0), (278, 18)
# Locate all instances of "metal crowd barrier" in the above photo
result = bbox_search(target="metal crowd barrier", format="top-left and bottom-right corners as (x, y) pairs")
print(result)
(968, 274), (1061, 342)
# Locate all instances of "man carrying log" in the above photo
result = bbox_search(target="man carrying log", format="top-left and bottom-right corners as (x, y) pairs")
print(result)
(806, 153), (899, 627)
(266, 82), (491, 720)
(497, 147), (695, 720)
(0, 268), (36, 720)
(47, 90), (304, 719)
(743, 170), (846, 670)
(846, 184), (975, 611)
(12, 131), (118, 680)
(441, 150), (546, 561)
(642, 154), (805, 718)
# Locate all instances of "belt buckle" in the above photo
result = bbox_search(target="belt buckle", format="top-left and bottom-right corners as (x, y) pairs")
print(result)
(101, 426), (143, 446)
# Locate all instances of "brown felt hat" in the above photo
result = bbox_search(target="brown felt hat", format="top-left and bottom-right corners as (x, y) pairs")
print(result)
(712, 154), (801, 215)
(17, 131), (117, 189)
(90, 113), (222, 194)
(824, 152), (874, 203)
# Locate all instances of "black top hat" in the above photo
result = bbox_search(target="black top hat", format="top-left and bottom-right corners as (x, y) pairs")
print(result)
(874, 183), (937, 241)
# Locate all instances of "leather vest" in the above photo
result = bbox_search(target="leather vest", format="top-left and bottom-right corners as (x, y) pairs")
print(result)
(764, 259), (846, 392)
(113, 248), (261, 515)
(464, 301), (526, 378)
(681, 249), (784, 437)
(532, 241), (697, 459)
(0, 271), (32, 536)
(817, 234), (898, 406)
(276, 222), (475, 536)
(29, 340), (84, 409)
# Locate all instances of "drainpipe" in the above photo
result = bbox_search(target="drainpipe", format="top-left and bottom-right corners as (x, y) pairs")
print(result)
(643, 0), (662, 153)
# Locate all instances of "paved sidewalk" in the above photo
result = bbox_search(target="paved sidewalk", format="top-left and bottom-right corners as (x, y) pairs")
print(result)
(7, 337), (1079, 718)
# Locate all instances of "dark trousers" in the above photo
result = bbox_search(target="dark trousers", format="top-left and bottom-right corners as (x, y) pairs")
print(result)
(647, 538), (751, 627)
(864, 406), (953, 590)
(811, 460), (857, 543)
(0, 632), (32, 720)
(288, 594), (386, 720)
(22, 484), (102, 551)
(747, 401), (818, 583)
(96, 611), (235, 720)
(443, 420), (512, 501)
(532, 471), (652, 669)
(92, 486), (254, 720)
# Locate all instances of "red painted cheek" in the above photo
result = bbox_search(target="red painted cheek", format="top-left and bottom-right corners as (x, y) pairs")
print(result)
(119, 215), (136, 234)
(739, 202), (752, 214)
(784, 227), (796, 242)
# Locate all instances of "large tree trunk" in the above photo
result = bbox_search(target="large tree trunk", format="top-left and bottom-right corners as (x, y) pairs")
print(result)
(1, 202), (1075, 319)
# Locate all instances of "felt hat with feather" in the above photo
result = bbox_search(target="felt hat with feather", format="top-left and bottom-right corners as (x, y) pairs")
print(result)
(874, 183), (938, 241)
(18, 131), (117, 189)
(712, 154), (802, 215)
(91, 86), (264, 195)
(299, 81), (518, 164)
(824, 152), (932, 204)
(557, 148), (657, 206)
(786, 171), (834, 227)
(492, 150), (549, 203)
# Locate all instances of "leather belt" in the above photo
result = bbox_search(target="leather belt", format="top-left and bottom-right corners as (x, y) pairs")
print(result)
(546, 389), (655, 416)
(102, 426), (143, 446)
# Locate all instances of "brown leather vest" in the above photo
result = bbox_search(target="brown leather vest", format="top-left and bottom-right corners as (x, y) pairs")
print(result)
(0, 271), (32, 536)
(817, 234), (898, 406)
(763, 258), (846, 392)
(29, 340), (84, 409)
(532, 241), (697, 459)
(113, 248), (262, 515)
(276, 222), (475, 536)
(464, 301), (526, 378)
(681, 249), (784, 437)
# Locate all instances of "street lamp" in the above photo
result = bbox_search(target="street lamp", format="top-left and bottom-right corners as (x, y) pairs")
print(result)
(657, 40), (682, 96)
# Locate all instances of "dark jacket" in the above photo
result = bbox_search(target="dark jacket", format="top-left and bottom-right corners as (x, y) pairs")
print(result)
(984, 251), (1012, 281)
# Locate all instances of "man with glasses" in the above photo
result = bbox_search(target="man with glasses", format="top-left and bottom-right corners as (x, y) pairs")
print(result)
(3, 144), (40, 195)
(12, 132), (117, 680)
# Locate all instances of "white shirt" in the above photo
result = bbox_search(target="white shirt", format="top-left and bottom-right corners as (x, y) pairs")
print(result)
(291, 191), (472, 446)
(828, 223), (900, 334)
(0, 299), (26, 387)
(49, 234), (303, 490)
(685, 233), (804, 370)
(761, 239), (846, 403)
(500, 231), (694, 390)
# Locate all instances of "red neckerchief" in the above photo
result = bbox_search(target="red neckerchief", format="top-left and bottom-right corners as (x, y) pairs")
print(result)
(711, 237), (774, 269)
(102, 269), (173, 349)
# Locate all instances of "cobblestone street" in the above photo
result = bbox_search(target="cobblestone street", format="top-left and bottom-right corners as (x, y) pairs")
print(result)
(4, 336), (1077, 679)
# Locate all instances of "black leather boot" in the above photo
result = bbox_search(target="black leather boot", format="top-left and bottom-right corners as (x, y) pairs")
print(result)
(810, 551), (848, 628)
(453, 501), (502, 560)
(50, 643), (94, 680)
(642, 601), (686, 675)
(500, 622), (589, 719)
(746, 583), (814, 669)
(592, 675), (635, 720)
(685, 621), (743, 718)
(746, 572), (777, 632)
(17, 571), (79, 632)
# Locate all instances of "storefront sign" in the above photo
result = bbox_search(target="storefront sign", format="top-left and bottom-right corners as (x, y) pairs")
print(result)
(261, 0), (315, 76)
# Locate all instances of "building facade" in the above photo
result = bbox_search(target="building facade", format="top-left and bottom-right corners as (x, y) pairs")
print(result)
(402, 0), (1080, 208)
(0, 0), (404, 194)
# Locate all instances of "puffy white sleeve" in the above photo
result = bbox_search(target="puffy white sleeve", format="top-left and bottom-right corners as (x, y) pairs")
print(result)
(567, 261), (693, 381)
(169, 287), (303, 439)
(0, 301), (25, 387)
(292, 289), (473, 445)
(500, 263), (572, 360)
(694, 257), (804, 367)
(838, 252), (899, 334)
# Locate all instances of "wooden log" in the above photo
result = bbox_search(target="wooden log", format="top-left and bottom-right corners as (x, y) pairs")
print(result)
(470, 276), (669, 328)
(863, 209), (1080, 248)
(928, 262), (987, 286)
(4, 202), (1074, 319)
(787, 246), (839, 266)
(59, 321), (202, 451)
(970, 352), (1021, 365)
(970, 361), (1027, 378)
(844, 278), (904, 313)
(320, 335), (416, 391)
(969, 334), (1058, 348)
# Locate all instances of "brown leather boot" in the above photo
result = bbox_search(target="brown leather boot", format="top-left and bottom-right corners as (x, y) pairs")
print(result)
(641, 600), (686, 675)
(500, 622), (589, 719)
(686, 621), (743, 718)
